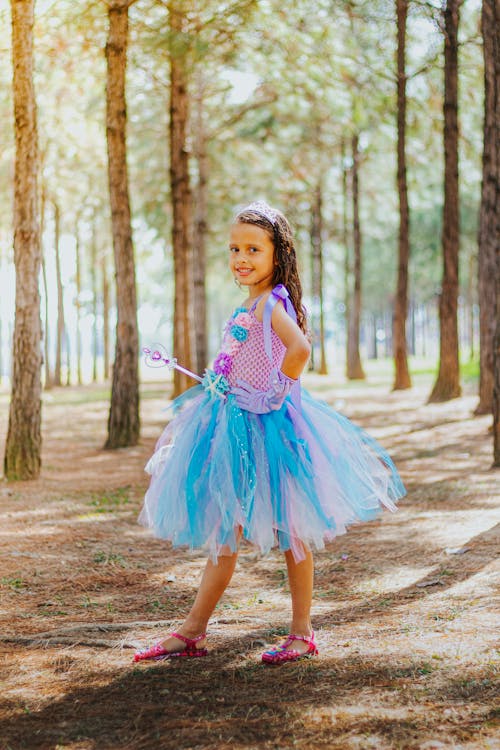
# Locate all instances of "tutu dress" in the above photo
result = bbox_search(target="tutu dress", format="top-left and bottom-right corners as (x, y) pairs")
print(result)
(139, 286), (406, 562)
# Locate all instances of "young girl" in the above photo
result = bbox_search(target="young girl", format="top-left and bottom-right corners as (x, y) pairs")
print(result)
(135, 201), (405, 664)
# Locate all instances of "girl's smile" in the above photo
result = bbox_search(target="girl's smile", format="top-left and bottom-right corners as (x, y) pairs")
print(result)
(229, 222), (275, 295)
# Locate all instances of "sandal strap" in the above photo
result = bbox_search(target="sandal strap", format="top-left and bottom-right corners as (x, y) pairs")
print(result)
(285, 631), (316, 647)
(170, 631), (207, 648)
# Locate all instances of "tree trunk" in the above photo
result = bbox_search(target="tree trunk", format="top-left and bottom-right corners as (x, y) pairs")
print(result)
(494, 300), (500, 466)
(467, 249), (475, 362)
(40, 187), (52, 389)
(4, 0), (42, 480)
(192, 70), (208, 374)
(429, 0), (461, 402)
(169, 1), (194, 397)
(75, 216), (83, 385)
(475, 0), (499, 415)
(105, 0), (140, 448)
(91, 216), (98, 383)
(53, 201), (65, 387)
(102, 253), (110, 380)
(393, 0), (412, 390)
(346, 133), (366, 380)
(311, 182), (327, 374)
(341, 137), (351, 373)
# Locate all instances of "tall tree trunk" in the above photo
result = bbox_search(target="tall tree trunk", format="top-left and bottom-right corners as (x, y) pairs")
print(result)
(429, 0), (461, 402)
(467, 250), (475, 362)
(475, 0), (499, 415)
(346, 133), (366, 380)
(40, 187), (52, 389)
(311, 182), (327, 374)
(75, 216), (83, 385)
(494, 312), (500, 466)
(4, 0), (42, 480)
(53, 201), (64, 387)
(341, 137), (351, 373)
(91, 216), (98, 383)
(393, 0), (412, 390)
(192, 70), (208, 374)
(102, 253), (110, 380)
(105, 0), (140, 448)
(169, 1), (193, 396)
(65, 329), (71, 386)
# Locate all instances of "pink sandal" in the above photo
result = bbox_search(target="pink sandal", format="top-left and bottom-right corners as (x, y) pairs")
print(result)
(133, 632), (208, 663)
(261, 631), (318, 664)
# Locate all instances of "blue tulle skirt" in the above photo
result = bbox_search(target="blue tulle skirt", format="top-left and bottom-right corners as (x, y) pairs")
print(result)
(139, 386), (406, 562)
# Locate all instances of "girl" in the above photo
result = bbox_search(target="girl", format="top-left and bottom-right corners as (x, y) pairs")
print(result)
(135, 201), (405, 665)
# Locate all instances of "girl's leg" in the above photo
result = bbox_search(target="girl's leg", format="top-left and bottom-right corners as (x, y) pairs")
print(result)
(159, 531), (242, 653)
(282, 545), (314, 654)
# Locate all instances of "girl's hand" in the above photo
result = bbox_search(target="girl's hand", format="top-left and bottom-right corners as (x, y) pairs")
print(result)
(231, 368), (297, 414)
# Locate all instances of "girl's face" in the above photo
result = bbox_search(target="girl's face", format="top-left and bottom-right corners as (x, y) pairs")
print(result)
(229, 222), (275, 296)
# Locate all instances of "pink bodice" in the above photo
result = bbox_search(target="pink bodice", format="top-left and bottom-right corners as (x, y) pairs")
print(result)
(219, 309), (286, 391)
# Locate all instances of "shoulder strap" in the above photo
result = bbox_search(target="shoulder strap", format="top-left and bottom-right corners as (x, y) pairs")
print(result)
(262, 284), (297, 362)
(248, 294), (264, 313)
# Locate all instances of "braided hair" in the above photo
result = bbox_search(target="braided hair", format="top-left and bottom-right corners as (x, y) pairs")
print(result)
(234, 202), (307, 334)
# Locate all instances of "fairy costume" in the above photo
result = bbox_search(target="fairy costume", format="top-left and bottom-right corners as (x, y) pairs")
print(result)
(139, 285), (406, 562)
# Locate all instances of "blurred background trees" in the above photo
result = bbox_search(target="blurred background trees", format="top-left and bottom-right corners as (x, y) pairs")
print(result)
(1, 0), (498, 472)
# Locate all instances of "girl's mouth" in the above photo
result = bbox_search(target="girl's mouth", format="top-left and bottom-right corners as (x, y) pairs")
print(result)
(236, 268), (252, 276)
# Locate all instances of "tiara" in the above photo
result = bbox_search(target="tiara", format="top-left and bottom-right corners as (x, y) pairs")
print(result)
(238, 201), (278, 226)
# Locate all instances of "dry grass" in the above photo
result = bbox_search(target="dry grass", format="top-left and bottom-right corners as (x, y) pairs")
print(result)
(0, 375), (498, 750)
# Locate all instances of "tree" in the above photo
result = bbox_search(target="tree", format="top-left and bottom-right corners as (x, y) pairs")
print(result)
(475, 0), (499, 416)
(429, 0), (462, 402)
(52, 201), (66, 386)
(169, 0), (194, 397)
(346, 132), (366, 380)
(311, 179), (327, 374)
(4, 0), (42, 480)
(104, 0), (140, 448)
(392, 0), (412, 390)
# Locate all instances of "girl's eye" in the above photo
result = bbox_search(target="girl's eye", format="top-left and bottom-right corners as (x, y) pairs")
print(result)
(229, 247), (238, 253)
(249, 247), (258, 253)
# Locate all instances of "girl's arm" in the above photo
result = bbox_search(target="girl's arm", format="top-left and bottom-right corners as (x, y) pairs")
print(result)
(270, 301), (311, 379)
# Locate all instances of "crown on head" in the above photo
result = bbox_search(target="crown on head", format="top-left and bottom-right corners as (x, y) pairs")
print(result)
(238, 201), (278, 226)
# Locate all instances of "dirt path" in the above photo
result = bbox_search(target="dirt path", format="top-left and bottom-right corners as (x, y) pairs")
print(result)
(0, 375), (498, 750)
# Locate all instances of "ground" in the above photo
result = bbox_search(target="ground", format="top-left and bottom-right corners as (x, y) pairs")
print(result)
(0, 367), (498, 750)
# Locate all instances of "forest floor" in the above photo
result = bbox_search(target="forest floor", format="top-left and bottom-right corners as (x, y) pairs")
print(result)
(0, 367), (498, 750)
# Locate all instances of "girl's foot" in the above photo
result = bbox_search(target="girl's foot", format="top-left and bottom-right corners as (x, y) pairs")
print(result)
(261, 631), (318, 664)
(133, 631), (208, 662)
(158, 631), (208, 653)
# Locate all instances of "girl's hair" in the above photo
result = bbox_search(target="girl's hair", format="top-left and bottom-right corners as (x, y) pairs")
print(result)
(234, 201), (307, 334)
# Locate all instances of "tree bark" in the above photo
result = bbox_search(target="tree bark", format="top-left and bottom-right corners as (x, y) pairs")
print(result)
(40, 187), (52, 389)
(53, 201), (65, 387)
(341, 137), (351, 373)
(102, 253), (111, 380)
(475, 0), (499, 415)
(91, 216), (98, 383)
(311, 182), (327, 374)
(346, 133), (366, 380)
(105, 0), (140, 448)
(4, 0), (42, 480)
(429, 0), (461, 402)
(75, 216), (83, 386)
(192, 70), (208, 374)
(494, 299), (500, 466)
(169, 1), (194, 397)
(393, 0), (412, 390)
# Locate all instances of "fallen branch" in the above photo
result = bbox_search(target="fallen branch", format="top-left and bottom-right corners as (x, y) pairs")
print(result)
(0, 635), (136, 649)
(0, 619), (172, 641)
